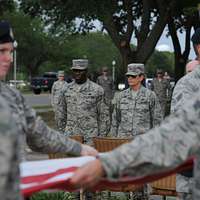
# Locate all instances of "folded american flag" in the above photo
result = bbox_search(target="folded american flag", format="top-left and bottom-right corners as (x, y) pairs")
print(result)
(20, 156), (193, 197)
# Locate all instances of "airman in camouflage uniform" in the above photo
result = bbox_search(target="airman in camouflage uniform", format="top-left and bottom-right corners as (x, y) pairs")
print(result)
(97, 67), (114, 132)
(0, 20), (97, 166)
(111, 63), (162, 138)
(110, 63), (162, 200)
(70, 27), (200, 200)
(57, 59), (110, 145)
(96, 67), (114, 105)
(170, 29), (200, 200)
(151, 69), (171, 116)
(171, 66), (200, 200)
(0, 96), (21, 200)
(51, 70), (67, 128)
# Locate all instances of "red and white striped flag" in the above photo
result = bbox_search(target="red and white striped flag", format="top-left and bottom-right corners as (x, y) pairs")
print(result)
(20, 156), (193, 197)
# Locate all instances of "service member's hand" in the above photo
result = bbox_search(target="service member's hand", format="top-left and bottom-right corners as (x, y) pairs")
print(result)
(80, 144), (98, 156)
(70, 159), (105, 188)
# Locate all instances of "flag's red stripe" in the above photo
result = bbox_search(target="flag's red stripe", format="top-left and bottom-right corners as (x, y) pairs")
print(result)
(21, 167), (77, 184)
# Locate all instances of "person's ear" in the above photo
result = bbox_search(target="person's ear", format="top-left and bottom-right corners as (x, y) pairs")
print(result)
(196, 44), (200, 55)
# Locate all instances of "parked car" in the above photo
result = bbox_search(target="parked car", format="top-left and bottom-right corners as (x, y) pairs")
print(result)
(145, 78), (153, 89)
(30, 72), (58, 94)
(8, 80), (27, 89)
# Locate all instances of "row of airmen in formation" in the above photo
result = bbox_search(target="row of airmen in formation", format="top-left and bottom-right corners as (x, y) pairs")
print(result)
(51, 61), (172, 143)
(50, 60), (172, 199)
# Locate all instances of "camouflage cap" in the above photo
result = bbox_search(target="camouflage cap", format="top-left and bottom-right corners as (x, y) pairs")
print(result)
(191, 28), (200, 45)
(0, 21), (14, 44)
(58, 70), (65, 76)
(126, 63), (145, 76)
(156, 69), (164, 74)
(71, 59), (88, 70)
(102, 66), (108, 72)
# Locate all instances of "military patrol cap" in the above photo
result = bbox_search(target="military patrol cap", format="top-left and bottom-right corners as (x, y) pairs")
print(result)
(191, 28), (200, 45)
(71, 59), (88, 70)
(0, 21), (14, 44)
(126, 63), (145, 76)
(156, 69), (164, 74)
(102, 66), (108, 72)
(58, 70), (65, 76)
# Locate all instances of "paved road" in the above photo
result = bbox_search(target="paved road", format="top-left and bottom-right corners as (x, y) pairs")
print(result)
(24, 93), (51, 107)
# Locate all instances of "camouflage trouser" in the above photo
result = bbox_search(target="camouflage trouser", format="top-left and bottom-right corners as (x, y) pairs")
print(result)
(176, 174), (193, 200)
(54, 110), (60, 130)
(129, 185), (149, 200)
(105, 99), (113, 133)
(95, 185), (149, 200)
(177, 193), (193, 200)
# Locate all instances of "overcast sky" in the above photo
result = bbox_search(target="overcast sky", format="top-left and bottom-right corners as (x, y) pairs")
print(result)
(156, 28), (196, 59)
(92, 20), (196, 60)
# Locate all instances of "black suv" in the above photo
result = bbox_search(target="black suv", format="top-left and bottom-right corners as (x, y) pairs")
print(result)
(30, 72), (58, 94)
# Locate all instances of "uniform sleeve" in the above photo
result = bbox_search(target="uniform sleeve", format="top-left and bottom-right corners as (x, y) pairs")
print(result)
(51, 82), (56, 107)
(110, 93), (121, 136)
(171, 78), (193, 113)
(26, 116), (82, 156)
(96, 88), (110, 136)
(0, 99), (20, 198)
(21, 93), (82, 156)
(150, 79), (154, 91)
(99, 91), (200, 178)
(166, 80), (172, 100)
(56, 89), (68, 132)
(96, 77), (100, 85)
(149, 92), (163, 127)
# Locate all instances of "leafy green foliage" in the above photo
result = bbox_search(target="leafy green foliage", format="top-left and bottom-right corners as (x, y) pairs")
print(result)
(19, 0), (175, 69)
(146, 50), (174, 77)
(0, 4), (174, 82)
(0, 0), (15, 14)
(30, 191), (73, 200)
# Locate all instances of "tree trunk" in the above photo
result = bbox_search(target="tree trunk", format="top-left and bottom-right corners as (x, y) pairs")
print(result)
(27, 65), (39, 77)
(168, 18), (191, 83)
(174, 54), (187, 82)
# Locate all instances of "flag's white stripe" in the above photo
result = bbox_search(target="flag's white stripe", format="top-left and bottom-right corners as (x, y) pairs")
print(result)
(20, 156), (95, 177)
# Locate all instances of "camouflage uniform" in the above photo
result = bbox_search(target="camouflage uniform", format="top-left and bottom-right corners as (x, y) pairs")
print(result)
(97, 74), (114, 132)
(151, 78), (171, 116)
(51, 79), (67, 128)
(0, 81), (82, 160)
(109, 64), (162, 200)
(98, 85), (200, 200)
(171, 65), (200, 200)
(0, 96), (21, 200)
(111, 85), (162, 138)
(96, 75), (114, 104)
(57, 79), (110, 144)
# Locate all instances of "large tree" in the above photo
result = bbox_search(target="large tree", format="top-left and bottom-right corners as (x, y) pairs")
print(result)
(0, 0), (15, 13)
(167, 1), (200, 81)
(19, 0), (176, 74)
(0, 10), (58, 77)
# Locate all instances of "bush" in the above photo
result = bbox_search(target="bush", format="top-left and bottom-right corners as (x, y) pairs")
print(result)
(30, 191), (73, 200)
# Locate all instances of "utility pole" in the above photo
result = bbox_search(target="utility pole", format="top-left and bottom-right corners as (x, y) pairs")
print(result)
(112, 60), (116, 83)
(13, 40), (18, 88)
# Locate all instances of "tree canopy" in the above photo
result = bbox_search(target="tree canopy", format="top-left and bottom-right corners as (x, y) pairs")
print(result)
(19, 0), (176, 74)
(1, 0), (199, 81)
